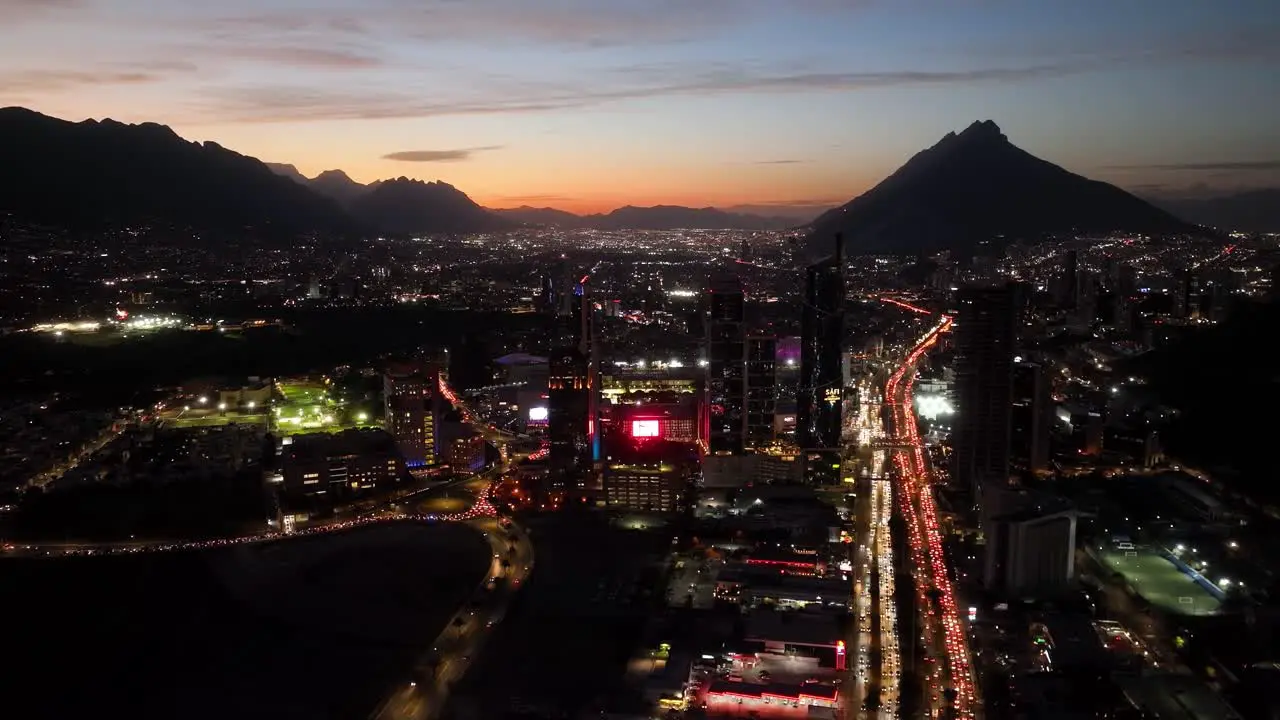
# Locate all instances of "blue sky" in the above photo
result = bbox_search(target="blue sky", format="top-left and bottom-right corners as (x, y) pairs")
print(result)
(1, 0), (1276, 212)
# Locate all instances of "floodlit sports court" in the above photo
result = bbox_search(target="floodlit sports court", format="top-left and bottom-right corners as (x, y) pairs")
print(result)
(1099, 547), (1221, 616)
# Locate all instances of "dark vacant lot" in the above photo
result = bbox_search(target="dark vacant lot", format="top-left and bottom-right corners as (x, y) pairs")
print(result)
(450, 513), (669, 718)
(0, 522), (487, 720)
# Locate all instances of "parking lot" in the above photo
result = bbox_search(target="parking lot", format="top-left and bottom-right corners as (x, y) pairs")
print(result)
(666, 552), (720, 609)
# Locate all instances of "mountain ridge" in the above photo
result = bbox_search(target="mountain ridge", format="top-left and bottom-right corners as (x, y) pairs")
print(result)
(0, 107), (357, 237)
(807, 120), (1200, 256)
(1149, 189), (1280, 234)
(490, 204), (799, 230)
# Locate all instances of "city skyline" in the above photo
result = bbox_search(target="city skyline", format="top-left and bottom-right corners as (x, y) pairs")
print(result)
(2, 0), (1278, 213)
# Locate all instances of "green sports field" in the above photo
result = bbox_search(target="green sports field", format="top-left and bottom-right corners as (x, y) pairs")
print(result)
(272, 379), (377, 436)
(1099, 547), (1221, 616)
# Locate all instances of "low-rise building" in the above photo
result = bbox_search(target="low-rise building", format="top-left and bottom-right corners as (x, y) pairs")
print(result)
(281, 429), (402, 504)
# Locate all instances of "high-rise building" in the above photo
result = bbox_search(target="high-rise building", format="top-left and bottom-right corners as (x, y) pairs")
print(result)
(384, 363), (442, 467)
(797, 235), (845, 485)
(953, 283), (1017, 513)
(548, 278), (596, 489)
(1011, 361), (1053, 475)
(745, 334), (778, 448)
(1054, 249), (1079, 308)
(982, 499), (1078, 594)
(707, 276), (747, 455)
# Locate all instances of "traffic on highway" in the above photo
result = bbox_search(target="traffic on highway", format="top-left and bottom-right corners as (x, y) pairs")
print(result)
(884, 311), (979, 719)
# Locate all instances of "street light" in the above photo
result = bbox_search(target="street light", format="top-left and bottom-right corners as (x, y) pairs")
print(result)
(198, 396), (208, 405)
(247, 401), (256, 410)
(218, 402), (227, 411)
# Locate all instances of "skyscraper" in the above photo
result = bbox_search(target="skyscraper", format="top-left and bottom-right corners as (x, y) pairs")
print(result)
(548, 277), (596, 489)
(384, 363), (442, 467)
(745, 334), (778, 449)
(797, 234), (845, 485)
(1011, 360), (1052, 475)
(953, 283), (1017, 513)
(706, 276), (746, 455)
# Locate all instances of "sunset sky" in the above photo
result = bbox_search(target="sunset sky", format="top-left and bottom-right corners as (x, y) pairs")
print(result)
(2, 0), (1277, 214)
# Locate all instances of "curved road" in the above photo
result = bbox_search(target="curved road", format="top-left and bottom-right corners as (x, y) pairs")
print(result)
(369, 514), (533, 720)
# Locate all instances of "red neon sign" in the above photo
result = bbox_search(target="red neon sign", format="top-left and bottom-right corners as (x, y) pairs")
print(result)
(631, 419), (659, 438)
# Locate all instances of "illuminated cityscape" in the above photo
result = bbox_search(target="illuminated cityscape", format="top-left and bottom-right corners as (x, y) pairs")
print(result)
(2, 6), (1278, 715)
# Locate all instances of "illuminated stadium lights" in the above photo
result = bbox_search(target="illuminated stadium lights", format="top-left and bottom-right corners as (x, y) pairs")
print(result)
(915, 394), (954, 420)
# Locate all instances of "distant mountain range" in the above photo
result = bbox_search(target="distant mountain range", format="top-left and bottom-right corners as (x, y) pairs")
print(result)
(1150, 189), (1280, 234)
(0, 107), (1251, 243)
(266, 163), (801, 231)
(490, 204), (798, 230)
(807, 120), (1200, 256)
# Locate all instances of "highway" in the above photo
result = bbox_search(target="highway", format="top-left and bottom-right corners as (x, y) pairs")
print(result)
(368, 514), (534, 720)
(883, 312), (979, 720)
(847, 374), (901, 720)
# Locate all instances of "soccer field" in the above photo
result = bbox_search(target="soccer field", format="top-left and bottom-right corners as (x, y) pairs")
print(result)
(272, 379), (377, 436)
(1099, 548), (1221, 616)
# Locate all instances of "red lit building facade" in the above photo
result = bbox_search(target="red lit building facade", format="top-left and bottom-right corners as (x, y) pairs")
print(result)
(704, 681), (839, 718)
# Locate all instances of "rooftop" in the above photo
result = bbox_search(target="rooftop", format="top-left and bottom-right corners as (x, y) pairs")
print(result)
(744, 611), (842, 648)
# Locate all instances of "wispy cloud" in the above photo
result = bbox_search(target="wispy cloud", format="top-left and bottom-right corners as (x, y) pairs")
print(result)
(0, 69), (164, 93)
(383, 145), (504, 162)
(398, 0), (745, 48)
(0, 58), (198, 95)
(190, 0), (887, 51)
(218, 46), (383, 69)
(753, 159), (808, 165)
(199, 61), (1088, 123)
(0, 0), (80, 24)
(1106, 160), (1280, 172)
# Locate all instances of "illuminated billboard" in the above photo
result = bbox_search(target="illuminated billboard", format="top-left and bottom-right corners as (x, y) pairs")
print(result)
(528, 406), (548, 422)
(631, 420), (660, 438)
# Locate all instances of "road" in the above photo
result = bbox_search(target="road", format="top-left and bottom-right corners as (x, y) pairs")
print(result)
(0, 471), (501, 558)
(883, 313), (979, 720)
(361, 375), (538, 720)
(853, 390), (901, 720)
(24, 416), (131, 491)
(3, 376), (536, 559)
(369, 514), (534, 720)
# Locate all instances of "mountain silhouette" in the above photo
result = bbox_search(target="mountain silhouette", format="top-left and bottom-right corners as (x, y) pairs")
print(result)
(0, 107), (356, 237)
(1152, 189), (1280, 233)
(348, 178), (514, 235)
(492, 204), (796, 230)
(491, 206), (591, 228)
(264, 162), (309, 185)
(310, 169), (376, 206)
(808, 120), (1197, 255)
